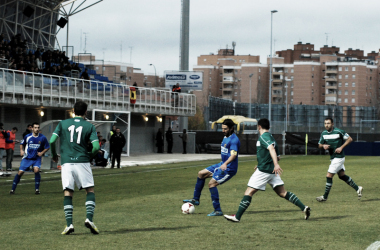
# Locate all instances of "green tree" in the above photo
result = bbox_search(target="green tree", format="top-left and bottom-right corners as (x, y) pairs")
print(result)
(188, 105), (206, 130)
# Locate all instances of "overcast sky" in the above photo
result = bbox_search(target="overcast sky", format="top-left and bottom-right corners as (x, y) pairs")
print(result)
(57, 0), (380, 76)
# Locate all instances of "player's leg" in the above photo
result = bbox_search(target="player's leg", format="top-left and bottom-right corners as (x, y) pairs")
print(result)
(10, 159), (30, 193)
(183, 167), (213, 205)
(84, 187), (99, 234)
(61, 163), (75, 235)
(317, 159), (341, 201)
(33, 163), (41, 194)
(274, 185), (311, 220)
(337, 169), (363, 199)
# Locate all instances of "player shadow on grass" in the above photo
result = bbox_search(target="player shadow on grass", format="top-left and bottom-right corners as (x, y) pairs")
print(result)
(358, 198), (380, 202)
(260, 215), (349, 222)
(101, 226), (198, 234)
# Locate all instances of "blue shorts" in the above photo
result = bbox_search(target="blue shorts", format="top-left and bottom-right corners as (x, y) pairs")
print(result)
(19, 158), (42, 171)
(206, 162), (236, 185)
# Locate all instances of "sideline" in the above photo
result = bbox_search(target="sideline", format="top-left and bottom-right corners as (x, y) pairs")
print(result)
(366, 241), (380, 250)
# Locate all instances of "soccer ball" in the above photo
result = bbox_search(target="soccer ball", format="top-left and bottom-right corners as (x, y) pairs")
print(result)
(181, 202), (195, 214)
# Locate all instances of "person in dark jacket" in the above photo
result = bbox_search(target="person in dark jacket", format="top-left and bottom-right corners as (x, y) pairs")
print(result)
(166, 127), (173, 153)
(22, 124), (32, 139)
(156, 128), (164, 153)
(179, 129), (188, 154)
(109, 128), (126, 168)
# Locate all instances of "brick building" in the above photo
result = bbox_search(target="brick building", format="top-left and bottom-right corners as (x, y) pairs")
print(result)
(194, 43), (380, 110)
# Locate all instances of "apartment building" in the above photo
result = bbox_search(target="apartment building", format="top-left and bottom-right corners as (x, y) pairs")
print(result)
(193, 43), (379, 110)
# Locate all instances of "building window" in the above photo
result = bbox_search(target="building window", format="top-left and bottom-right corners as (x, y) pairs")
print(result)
(311, 82), (314, 86)
(345, 66), (348, 71)
(339, 75), (342, 79)
(352, 66), (356, 71)
(285, 69), (288, 73)
(352, 82), (355, 87)
(291, 68), (294, 73)
(209, 69), (212, 74)
(344, 98), (348, 103)
(312, 89), (314, 94)
(345, 75), (348, 79)
(234, 92), (237, 96)
(209, 77), (212, 81)
(291, 98), (293, 104)
(204, 59), (207, 62)
(345, 82), (348, 87)
(345, 90), (348, 95)
(291, 91), (293, 96)
(291, 76), (294, 80)
(352, 90), (355, 95)
(291, 83), (294, 88)
(352, 98), (355, 103)
(311, 74), (314, 78)
(312, 66), (314, 71)
(209, 84), (211, 89)
(259, 76), (261, 80)
(259, 68), (261, 72)
(338, 98), (341, 103)
(338, 82), (342, 87)
(339, 67), (342, 71)
(352, 74), (355, 79)
(338, 90), (342, 95)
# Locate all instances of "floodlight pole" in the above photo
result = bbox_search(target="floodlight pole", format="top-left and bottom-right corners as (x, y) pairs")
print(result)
(269, 10), (278, 125)
(249, 73), (254, 118)
(149, 64), (157, 87)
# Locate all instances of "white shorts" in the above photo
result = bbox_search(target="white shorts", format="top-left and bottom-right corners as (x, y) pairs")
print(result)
(247, 169), (284, 191)
(328, 157), (345, 174)
(61, 163), (94, 191)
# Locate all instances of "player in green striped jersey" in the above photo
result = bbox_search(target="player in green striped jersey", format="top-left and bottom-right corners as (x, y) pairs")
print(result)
(316, 117), (363, 202)
(50, 101), (101, 235)
(224, 118), (310, 223)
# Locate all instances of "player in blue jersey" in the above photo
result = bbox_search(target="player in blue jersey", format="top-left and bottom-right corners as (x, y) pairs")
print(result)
(183, 119), (240, 216)
(10, 122), (50, 194)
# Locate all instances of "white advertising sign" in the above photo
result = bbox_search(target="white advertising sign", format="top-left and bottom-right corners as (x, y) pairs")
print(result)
(164, 71), (203, 91)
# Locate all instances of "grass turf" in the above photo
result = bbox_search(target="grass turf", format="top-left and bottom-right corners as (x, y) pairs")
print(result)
(0, 155), (378, 249)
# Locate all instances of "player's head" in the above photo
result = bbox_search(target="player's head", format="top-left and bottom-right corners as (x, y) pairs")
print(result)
(32, 122), (40, 135)
(12, 127), (18, 133)
(222, 119), (235, 137)
(73, 101), (88, 117)
(324, 117), (334, 131)
(258, 118), (270, 130)
(27, 124), (32, 131)
(116, 128), (121, 134)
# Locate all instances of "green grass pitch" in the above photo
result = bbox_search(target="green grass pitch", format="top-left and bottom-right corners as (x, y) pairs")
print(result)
(0, 155), (378, 249)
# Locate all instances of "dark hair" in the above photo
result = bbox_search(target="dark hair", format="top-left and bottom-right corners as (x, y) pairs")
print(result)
(258, 118), (270, 130)
(325, 117), (334, 123)
(27, 124), (32, 128)
(32, 122), (39, 127)
(74, 101), (88, 116)
(12, 127), (18, 131)
(222, 119), (235, 130)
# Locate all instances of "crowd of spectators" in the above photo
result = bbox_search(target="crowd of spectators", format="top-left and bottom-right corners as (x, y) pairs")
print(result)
(0, 33), (82, 77)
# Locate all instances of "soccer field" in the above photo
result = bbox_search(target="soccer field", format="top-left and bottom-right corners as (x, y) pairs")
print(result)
(0, 155), (378, 250)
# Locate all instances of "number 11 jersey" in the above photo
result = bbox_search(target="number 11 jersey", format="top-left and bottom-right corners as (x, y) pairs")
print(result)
(53, 117), (98, 164)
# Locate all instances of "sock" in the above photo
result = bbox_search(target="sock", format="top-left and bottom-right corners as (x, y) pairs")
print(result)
(323, 177), (333, 199)
(11, 174), (21, 191)
(193, 177), (205, 201)
(86, 192), (96, 221)
(209, 187), (221, 211)
(284, 192), (306, 211)
(35, 172), (41, 190)
(64, 196), (73, 227)
(235, 195), (252, 221)
(339, 175), (359, 191)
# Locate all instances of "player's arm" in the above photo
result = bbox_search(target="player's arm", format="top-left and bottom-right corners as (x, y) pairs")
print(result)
(91, 140), (100, 157)
(318, 134), (329, 150)
(20, 136), (26, 156)
(335, 134), (353, 153)
(50, 134), (59, 162)
(268, 144), (282, 176)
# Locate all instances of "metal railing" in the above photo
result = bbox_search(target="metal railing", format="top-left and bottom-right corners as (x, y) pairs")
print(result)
(0, 67), (196, 116)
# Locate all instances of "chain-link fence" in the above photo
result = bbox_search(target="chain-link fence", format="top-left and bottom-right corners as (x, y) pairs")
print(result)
(208, 96), (379, 135)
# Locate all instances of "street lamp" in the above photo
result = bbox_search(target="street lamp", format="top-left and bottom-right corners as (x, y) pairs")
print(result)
(269, 10), (278, 126)
(149, 64), (157, 87)
(249, 73), (254, 118)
